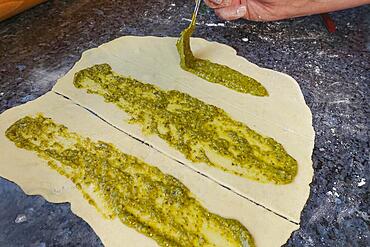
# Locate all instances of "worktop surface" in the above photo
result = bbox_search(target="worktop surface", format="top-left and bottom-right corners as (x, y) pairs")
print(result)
(0, 1), (369, 246)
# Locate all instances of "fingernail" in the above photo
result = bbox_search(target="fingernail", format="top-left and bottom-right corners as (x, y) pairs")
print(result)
(211, 0), (223, 4)
(236, 6), (247, 16)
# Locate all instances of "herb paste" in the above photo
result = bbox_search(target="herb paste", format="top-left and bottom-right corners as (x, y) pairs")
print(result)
(6, 115), (255, 247)
(73, 64), (297, 184)
(176, 11), (268, 96)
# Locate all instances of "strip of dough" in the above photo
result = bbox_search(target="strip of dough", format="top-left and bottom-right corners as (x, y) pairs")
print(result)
(53, 36), (315, 223)
(0, 92), (297, 247)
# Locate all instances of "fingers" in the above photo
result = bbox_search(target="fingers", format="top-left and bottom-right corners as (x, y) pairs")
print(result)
(205, 0), (282, 22)
(214, 2), (248, 21)
(205, 0), (247, 21)
(204, 0), (232, 9)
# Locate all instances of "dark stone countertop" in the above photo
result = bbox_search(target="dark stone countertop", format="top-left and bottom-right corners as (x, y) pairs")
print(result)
(0, 1), (369, 246)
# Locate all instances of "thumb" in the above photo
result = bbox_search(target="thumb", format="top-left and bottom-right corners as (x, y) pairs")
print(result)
(214, 0), (247, 21)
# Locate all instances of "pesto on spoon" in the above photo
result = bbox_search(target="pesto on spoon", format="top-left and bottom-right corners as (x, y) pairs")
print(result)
(176, 1), (268, 96)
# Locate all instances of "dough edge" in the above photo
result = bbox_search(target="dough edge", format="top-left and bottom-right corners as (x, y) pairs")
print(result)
(52, 36), (315, 223)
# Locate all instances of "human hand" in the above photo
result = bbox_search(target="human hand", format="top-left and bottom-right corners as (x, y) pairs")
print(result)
(204, 0), (370, 21)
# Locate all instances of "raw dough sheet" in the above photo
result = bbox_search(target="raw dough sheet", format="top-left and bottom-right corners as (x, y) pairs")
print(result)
(53, 36), (315, 223)
(0, 92), (298, 247)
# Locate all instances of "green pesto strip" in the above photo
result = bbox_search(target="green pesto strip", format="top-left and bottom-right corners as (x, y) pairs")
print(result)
(176, 12), (268, 96)
(73, 64), (297, 184)
(6, 115), (255, 247)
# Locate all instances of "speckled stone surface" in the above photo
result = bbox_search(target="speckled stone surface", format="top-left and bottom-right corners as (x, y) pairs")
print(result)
(0, 1), (369, 246)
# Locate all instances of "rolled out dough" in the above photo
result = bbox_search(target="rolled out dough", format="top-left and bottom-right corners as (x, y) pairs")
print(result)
(53, 36), (315, 223)
(0, 92), (298, 247)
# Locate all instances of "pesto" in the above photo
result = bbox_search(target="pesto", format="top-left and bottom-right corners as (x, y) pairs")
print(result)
(6, 115), (255, 247)
(176, 11), (268, 96)
(73, 64), (297, 184)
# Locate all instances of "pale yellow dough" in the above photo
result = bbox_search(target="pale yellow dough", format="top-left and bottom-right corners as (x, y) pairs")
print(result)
(0, 92), (298, 247)
(53, 36), (315, 223)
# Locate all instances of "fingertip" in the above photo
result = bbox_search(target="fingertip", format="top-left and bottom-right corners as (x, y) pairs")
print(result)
(215, 5), (247, 21)
(236, 5), (247, 16)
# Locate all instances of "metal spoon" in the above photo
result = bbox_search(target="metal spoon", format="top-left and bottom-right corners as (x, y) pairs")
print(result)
(191, 0), (202, 25)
